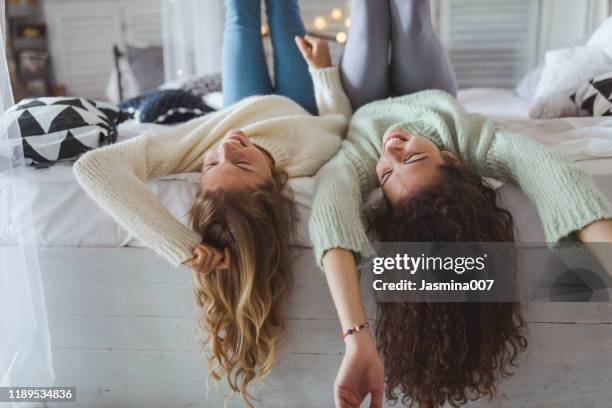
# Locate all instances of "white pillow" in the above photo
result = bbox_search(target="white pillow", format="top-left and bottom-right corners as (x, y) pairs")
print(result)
(514, 64), (543, 102)
(203, 92), (223, 110)
(514, 38), (587, 103)
(588, 15), (612, 49)
(529, 45), (612, 118)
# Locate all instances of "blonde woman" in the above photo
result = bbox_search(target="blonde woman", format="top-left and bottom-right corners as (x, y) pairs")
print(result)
(73, 0), (350, 405)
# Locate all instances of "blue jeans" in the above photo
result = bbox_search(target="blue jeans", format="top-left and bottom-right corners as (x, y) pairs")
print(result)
(222, 0), (317, 114)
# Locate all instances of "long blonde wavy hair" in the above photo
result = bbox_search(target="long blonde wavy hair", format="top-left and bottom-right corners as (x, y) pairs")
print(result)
(187, 168), (297, 407)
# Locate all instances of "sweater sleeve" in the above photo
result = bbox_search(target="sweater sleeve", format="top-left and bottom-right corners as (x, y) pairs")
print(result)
(73, 132), (202, 267)
(309, 66), (353, 120)
(308, 141), (377, 268)
(481, 127), (612, 245)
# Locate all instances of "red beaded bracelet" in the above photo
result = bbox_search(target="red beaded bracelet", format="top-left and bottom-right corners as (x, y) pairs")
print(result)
(341, 321), (370, 340)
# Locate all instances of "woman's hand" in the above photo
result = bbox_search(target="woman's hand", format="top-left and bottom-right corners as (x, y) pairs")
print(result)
(183, 244), (231, 275)
(320, 249), (383, 407)
(577, 219), (612, 242)
(295, 35), (333, 69)
(335, 329), (385, 408)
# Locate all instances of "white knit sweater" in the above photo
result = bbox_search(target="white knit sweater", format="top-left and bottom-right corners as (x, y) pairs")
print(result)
(73, 67), (352, 267)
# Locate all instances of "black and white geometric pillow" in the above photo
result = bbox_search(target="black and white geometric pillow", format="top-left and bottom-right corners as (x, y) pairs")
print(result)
(3, 97), (122, 165)
(571, 71), (612, 116)
(120, 89), (215, 124)
(180, 73), (222, 97)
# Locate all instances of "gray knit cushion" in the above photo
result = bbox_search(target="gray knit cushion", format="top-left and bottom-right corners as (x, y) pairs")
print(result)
(180, 73), (222, 97)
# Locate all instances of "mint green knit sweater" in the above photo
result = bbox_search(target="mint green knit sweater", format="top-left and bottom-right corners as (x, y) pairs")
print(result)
(308, 89), (612, 267)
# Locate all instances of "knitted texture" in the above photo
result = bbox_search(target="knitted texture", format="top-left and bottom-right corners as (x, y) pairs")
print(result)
(74, 67), (352, 267)
(308, 89), (612, 268)
(181, 72), (223, 97)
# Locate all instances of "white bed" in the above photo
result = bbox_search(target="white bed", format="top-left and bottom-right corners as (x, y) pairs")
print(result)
(3, 88), (612, 247)
(2, 89), (612, 407)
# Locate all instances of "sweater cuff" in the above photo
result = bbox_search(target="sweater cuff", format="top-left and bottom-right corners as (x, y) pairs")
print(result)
(308, 66), (344, 92)
(309, 206), (376, 270)
(544, 182), (612, 247)
(158, 229), (202, 268)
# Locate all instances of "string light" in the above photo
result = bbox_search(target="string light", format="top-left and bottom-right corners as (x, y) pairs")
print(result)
(336, 31), (347, 44)
(261, 24), (269, 35)
(313, 16), (327, 30)
(345, 18), (351, 28)
(331, 8), (343, 20)
(176, 69), (184, 77)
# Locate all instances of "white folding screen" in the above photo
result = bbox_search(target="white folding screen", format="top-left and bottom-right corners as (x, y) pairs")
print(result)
(122, 3), (164, 46)
(437, 0), (540, 89)
(45, 0), (163, 99)
(45, 1), (122, 99)
(436, 0), (610, 89)
(537, 0), (609, 58)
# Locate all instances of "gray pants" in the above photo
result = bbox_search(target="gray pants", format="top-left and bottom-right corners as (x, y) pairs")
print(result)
(340, 0), (457, 110)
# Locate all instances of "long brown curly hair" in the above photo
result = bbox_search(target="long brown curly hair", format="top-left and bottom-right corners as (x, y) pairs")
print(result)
(188, 168), (297, 407)
(364, 160), (528, 408)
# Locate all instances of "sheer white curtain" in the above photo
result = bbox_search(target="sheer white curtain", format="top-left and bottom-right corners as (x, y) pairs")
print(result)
(0, 0), (54, 393)
(161, 0), (224, 83)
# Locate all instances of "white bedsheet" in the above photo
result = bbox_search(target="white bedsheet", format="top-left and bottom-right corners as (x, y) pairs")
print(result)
(458, 87), (531, 119)
(0, 156), (315, 248)
(1, 89), (612, 248)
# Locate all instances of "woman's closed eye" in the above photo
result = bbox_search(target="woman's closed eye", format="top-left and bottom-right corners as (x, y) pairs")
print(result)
(404, 152), (427, 164)
(203, 161), (218, 172)
(381, 153), (428, 185)
(203, 161), (253, 173)
(382, 170), (392, 186)
(235, 161), (255, 172)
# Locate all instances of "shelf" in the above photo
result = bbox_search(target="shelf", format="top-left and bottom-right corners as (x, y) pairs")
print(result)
(7, 5), (40, 18)
(12, 37), (46, 50)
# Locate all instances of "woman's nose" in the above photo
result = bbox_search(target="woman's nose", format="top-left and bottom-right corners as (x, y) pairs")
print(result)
(218, 142), (232, 159)
(219, 139), (244, 161)
(229, 130), (246, 138)
(384, 142), (405, 162)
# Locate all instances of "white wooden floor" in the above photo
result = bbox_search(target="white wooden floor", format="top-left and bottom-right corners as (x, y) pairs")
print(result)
(38, 247), (612, 408)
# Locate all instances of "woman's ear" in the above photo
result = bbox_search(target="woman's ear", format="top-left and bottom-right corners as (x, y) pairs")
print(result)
(441, 150), (461, 166)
